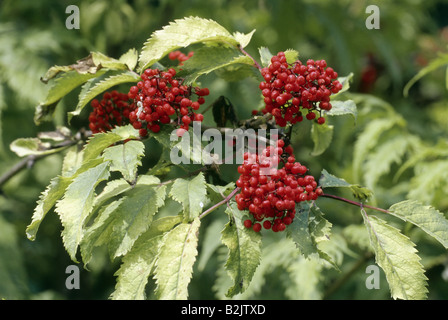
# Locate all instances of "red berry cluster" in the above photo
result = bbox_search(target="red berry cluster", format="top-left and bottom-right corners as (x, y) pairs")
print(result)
(88, 91), (135, 134)
(168, 50), (194, 65)
(259, 52), (343, 127)
(127, 68), (209, 138)
(235, 139), (323, 233)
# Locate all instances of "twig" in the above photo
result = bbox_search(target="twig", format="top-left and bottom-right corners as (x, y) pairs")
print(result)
(238, 45), (262, 72)
(199, 187), (240, 219)
(321, 193), (391, 215)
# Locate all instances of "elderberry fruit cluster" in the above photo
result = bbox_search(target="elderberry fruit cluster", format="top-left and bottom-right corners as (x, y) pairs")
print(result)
(259, 52), (343, 127)
(235, 139), (323, 233)
(88, 91), (134, 134)
(127, 68), (209, 138)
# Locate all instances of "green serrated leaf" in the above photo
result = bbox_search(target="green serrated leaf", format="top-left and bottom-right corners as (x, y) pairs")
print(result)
(363, 135), (411, 189)
(388, 200), (448, 249)
(232, 29), (256, 49)
(327, 99), (357, 123)
(35, 70), (107, 124)
(361, 212), (428, 300)
(258, 47), (274, 67)
(119, 48), (139, 71)
(221, 203), (262, 297)
(26, 176), (72, 241)
(91, 51), (129, 71)
(318, 169), (372, 201)
(169, 172), (208, 221)
(69, 71), (139, 121)
(82, 125), (140, 163)
(103, 140), (145, 182)
(284, 49), (299, 64)
(331, 73), (354, 99)
(111, 215), (183, 300)
(353, 117), (401, 182)
(319, 169), (352, 188)
(286, 202), (337, 269)
(311, 122), (333, 156)
(56, 161), (111, 261)
(177, 46), (254, 85)
(9, 138), (53, 157)
(61, 145), (84, 177)
(154, 218), (201, 300)
(138, 16), (240, 72)
(403, 52), (448, 97)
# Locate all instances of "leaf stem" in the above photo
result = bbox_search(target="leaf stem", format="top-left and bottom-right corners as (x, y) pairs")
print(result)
(321, 193), (391, 215)
(199, 187), (240, 219)
(238, 45), (262, 72)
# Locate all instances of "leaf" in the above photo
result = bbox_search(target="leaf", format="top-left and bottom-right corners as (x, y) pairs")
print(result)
(284, 49), (299, 64)
(26, 176), (72, 241)
(258, 47), (274, 67)
(169, 172), (208, 221)
(56, 161), (111, 261)
(221, 203), (262, 297)
(403, 52), (448, 97)
(353, 117), (402, 182)
(177, 45), (254, 85)
(102, 140), (145, 182)
(407, 160), (448, 205)
(82, 125), (140, 163)
(81, 176), (167, 263)
(319, 169), (373, 201)
(310, 122), (334, 156)
(363, 135), (411, 189)
(69, 71), (139, 121)
(211, 95), (239, 127)
(388, 200), (448, 249)
(154, 218), (201, 300)
(326, 99), (358, 123)
(35, 69), (107, 124)
(361, 212), (428, 300)
(330, 72), (354, 99)
(10, 138), (54, 157)
(319, 169), (352, 188)
(111, 215), (183, 300)
(232, 29), (256, 49)
(286, 202), (337, 269)
(138, 16), (240, 72)
(119, 48), (139, 71)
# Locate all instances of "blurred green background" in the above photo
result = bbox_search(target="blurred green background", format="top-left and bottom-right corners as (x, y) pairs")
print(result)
(1, 0), (447, 300)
